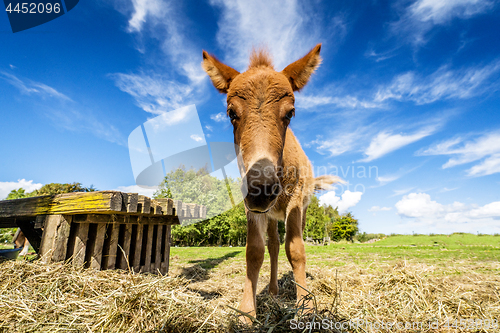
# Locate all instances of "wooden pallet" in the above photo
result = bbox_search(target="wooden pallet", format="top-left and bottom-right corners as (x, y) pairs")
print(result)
(0, 191), (206, 274)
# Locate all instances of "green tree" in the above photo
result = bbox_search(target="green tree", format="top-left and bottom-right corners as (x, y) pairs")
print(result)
(304, 195), (330, 240)
(330, 212), (359, 241)
(6, 188), (29, 200)
(154, 167), (246, 246)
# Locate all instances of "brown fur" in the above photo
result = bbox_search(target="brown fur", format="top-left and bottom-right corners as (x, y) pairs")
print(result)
(202, 44), (340, 324)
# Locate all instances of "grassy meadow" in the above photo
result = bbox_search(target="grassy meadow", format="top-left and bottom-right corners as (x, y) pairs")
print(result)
(0, 233), (499, 332)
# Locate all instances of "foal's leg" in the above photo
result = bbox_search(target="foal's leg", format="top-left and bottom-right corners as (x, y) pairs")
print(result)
(285, 206), (312, 309)
(267, 218), (280, 296)
(239, 212), (267, 323)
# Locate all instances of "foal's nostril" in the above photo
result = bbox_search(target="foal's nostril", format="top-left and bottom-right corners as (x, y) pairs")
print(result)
(271, 183), (281, 198)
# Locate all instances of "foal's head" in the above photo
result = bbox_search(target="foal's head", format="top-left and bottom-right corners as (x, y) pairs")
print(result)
(202, 44), (322, 213)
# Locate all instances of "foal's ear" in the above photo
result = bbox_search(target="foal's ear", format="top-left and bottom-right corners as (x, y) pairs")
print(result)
(202, 51), (240, 94)
(282, 44), (322, 91)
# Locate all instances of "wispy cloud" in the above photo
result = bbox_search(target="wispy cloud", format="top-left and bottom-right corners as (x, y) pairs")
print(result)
(391, 0), (495, 46)
(111, 73), (199, 115)
(390, 187), (416, 197)
(210, 112), (226, 122)
(0, 71), (72, 101)
(1, 71), (124, 145)
(296, 94), (380, 110)
(375, 60), (500, 105)
(111, 0), (207, 114)
(375, 174), (402, 186)
(419, 131), (500, 176)
(208, 0), (347, 70)
(360, 127), (436, 162)
(369, 206), (392, 212)
(190, 134), (203, 142)
(440, 187), (459, 192)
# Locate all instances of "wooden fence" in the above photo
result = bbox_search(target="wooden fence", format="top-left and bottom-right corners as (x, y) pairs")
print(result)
(0, 191), (205, 274)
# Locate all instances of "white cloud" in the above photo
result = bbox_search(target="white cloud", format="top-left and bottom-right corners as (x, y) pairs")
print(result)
(0, 71), (72, 101)
(111, 0), (207, 115)
(126, 0), (168, 33)
(190, 134), (203, 142)
(361, 128), (434, 162)
(419, 131), (500, 176)
(0, 179), (43, 200)
(395, 192), (500, 233)
(111, 73), (198, 115)
(391, 0), (495, 46)
(369, 206), (392, 212)
(208, 0), (346, 70)
(1, 71), (124, 145)
(319, 190), (363, 214)
(114, 185), (157, 198)
(210, 112), (226, 122)
(311, 124), (374, 157)
(375, 60), (500, 105)
(440, 187), (459, 192)
(376, 174), (401, 186)
(390, 187), (415, 197)
(296, 94), (380, 110)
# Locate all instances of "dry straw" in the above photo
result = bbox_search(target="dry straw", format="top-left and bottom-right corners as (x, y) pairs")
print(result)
(0, 258), (498, 332)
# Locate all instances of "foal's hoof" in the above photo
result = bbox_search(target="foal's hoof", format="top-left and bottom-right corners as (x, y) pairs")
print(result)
(239, 314), (253, 325)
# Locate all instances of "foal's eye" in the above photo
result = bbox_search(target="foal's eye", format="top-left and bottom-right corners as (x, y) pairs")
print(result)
(285, 108), (295, 120)
(228, 109), (237, 121)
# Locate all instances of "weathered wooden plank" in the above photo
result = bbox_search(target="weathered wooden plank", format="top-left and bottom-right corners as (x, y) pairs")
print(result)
(183, 203), (193, 218)
(201, 205), (207, 219)
(72, 223), (89, 267)
(160, 225), (171, 275)
(143, 224), (154, 272)
(122, 193), (138, 213)
(0, 191), (123, 218)
(153, 203), (162, 215)
(194, 204), (200, 218)
(118, 224), (133, 270)
(173, 200), (182, 217)
(156, 198), (173, 215)
(132, 224), (144, 272)
(34, 215), (46, 229)
(71, 214), (179, 225)
(105, 223), (120, 270)
(154, 225), (163, 273)
(137, 196), (151, 214)
(39, 215), (72, 263)
(90, 223), (107, 270)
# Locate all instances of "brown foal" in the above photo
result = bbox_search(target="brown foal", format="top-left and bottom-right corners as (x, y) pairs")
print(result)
(202, 44), (340, 323)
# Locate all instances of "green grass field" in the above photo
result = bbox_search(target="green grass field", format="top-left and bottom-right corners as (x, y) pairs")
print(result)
(169, 233), (500, 271)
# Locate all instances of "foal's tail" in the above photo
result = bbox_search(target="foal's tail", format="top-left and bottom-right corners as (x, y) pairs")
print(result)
(313, 175), (344, 192)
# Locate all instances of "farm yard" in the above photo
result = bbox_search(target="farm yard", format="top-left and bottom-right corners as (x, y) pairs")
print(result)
(0, 234), (499, 332)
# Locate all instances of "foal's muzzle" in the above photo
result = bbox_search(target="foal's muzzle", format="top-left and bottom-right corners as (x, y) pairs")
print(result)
(242, 158), (281, 213)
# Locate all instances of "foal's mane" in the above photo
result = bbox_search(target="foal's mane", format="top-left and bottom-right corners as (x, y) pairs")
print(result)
(248, 48), (274, 69)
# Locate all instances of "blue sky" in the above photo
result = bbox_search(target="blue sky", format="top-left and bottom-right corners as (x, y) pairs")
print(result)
(1, 0), (500, 234)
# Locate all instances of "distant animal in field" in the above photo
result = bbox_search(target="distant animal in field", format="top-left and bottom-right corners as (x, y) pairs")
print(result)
(202, 44), (340, 323)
